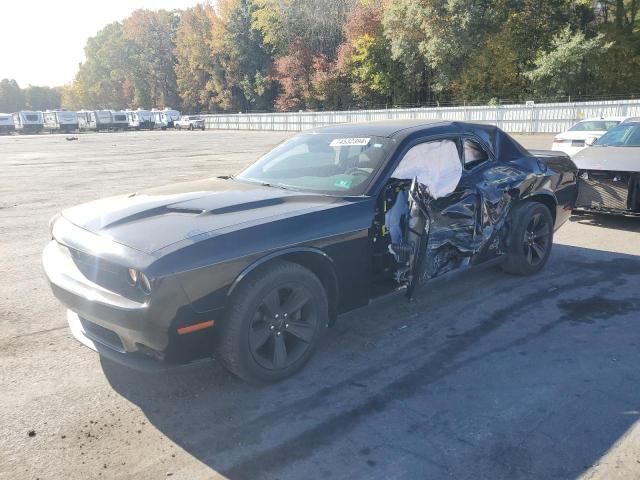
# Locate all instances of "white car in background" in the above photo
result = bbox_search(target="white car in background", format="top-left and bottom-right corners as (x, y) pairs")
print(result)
(551, 117), (640, 156)
(175, 115), (205, 130)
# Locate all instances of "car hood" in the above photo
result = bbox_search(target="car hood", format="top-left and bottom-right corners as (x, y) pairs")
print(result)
(61, 178), (346, 254)
(572, 146), (640, 172)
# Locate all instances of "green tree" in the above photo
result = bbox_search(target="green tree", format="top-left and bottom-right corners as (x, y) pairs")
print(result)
(217, 0), (276, 111)
(335, 1), (405, 107)
(0, 79), (24, 112)
(66, 22), (133, 109)
(526, 27), (612, 98)
(384, 0), (500, 96)
(23, 86), (62, 110)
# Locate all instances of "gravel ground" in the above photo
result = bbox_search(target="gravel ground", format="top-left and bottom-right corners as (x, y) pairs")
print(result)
(1, 130), (639, 480)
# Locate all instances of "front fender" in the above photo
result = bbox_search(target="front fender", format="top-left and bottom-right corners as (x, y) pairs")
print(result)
(227, 247), (334, 296)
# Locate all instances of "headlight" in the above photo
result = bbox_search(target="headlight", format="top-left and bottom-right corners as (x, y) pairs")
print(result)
(127, 268), (152, 294)
(127, 268), (138, 285)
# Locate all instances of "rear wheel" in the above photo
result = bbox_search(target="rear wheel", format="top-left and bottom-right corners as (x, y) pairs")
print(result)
(217, 261), (328, 383)
(502, 202), (554, 276)
(188, 124), (194, 131)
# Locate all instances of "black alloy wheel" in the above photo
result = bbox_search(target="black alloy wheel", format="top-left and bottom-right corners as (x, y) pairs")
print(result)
(249, 284), (318, 370)
(523, 211), (551, 267)
(217, 260), (328, 383)
(502, 201), (554, 276)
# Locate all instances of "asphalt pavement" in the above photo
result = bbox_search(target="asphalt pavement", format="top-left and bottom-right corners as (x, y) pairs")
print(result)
(1, 130), (639, 480)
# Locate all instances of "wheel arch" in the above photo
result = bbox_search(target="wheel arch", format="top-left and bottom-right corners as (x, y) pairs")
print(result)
(227, 248), (340, 325)
(519, 191), (557, 224)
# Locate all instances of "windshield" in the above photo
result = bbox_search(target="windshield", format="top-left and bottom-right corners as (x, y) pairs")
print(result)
(236, 133), (394, 195)
(593, 123), (640, 147)
(569, 120), (620, 132)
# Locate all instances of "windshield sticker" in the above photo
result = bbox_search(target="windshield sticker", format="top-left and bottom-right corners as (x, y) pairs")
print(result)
(329, 137), (371, 147)
(334, 177), (353, 189)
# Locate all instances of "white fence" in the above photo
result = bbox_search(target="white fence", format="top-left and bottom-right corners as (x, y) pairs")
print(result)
(201, 99), (640, 133)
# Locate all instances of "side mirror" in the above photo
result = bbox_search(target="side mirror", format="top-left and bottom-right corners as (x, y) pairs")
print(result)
(585, 136), (597, 147)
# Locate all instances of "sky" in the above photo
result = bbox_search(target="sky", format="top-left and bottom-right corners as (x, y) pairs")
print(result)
(0, 0), (202, 87)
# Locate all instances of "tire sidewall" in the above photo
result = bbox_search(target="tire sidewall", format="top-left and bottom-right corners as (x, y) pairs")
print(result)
(219, 262), (328, 383)
(507, 202), (554, 275)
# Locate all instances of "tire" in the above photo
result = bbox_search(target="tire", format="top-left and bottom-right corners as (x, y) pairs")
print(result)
(189, 124), (194, 131)
(502, 201), (554, 276)
(216, 260), (328, 383)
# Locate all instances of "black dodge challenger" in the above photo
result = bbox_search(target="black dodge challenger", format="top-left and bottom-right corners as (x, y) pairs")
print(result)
(43, 120), (578, 383)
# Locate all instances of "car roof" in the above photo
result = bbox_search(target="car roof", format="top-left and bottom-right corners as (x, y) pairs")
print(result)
(307, 119), (531, 162)
(309, 119), (453, 138)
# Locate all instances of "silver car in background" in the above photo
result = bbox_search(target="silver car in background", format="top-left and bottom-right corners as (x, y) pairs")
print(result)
(552, 117), (640, 157)
(573, 121), (640, 216)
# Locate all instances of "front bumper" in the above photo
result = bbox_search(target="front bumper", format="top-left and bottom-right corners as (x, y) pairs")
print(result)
(67, 310), (213, 372)
(43, 236), (220, 369)
(575, 171), (640, 215)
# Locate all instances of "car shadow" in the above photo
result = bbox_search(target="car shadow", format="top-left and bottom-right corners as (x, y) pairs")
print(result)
(571, 211), (640, 232)
(102, 243), (640, 479)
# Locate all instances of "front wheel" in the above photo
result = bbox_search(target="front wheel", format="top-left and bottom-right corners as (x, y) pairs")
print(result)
(502, 201), (554, 276)
(217, 261), (328, 383)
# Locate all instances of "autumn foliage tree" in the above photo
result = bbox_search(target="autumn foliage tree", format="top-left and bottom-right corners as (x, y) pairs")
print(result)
(60, 0), (640, 112)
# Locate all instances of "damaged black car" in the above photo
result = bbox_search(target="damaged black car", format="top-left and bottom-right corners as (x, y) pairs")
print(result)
(43, 120), (578, 383)
(573, 121), (640, 216)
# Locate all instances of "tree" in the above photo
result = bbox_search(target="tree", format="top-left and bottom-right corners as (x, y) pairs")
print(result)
(335, 1), (399, 107)
(175, 3), (218, 112)
(55, 1), (640, 112)
(215, 0), (276, 111)
(123, 9), (180, 108)
(384, 0), (500, 97)
(23, 86), (61, 110)
(0, 79), (24, 112)
(526, 27), (612, 98)
(65, 22), (133, 109)
(253, 0), (352, 110)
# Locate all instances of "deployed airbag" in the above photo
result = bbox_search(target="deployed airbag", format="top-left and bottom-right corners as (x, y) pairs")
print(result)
(391, 140), (462, 199)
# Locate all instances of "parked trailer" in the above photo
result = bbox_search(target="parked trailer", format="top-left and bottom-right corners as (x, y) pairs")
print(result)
(77, 110), (113, 131)
(151, 110), (169, 130)
(43, 111), (79, 133)
(13, 111), (44, 133)
(127, 109), (154, 130)
(110, 111), (129, 131)
(0, 113), (15, 134)
(163, 108), (181, 128)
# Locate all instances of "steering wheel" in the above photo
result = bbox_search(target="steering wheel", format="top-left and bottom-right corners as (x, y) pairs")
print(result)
(345, 167), (370, 177)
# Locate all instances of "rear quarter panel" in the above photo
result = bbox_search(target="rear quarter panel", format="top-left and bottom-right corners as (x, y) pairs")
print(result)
(526, 150), (579, 228)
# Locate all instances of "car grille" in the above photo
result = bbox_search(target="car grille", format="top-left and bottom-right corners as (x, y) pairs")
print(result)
(79, 317), (125, 352)
(576, 172), (629, 211)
